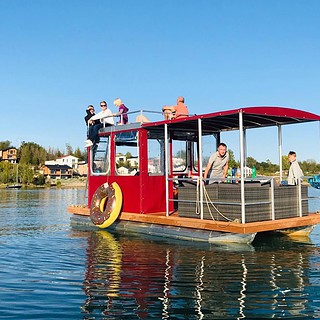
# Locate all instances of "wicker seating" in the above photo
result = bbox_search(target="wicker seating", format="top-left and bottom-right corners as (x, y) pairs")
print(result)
(177, 182), (308, 223)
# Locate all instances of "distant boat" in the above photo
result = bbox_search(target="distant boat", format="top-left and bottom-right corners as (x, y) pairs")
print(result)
(6, 163), (22, 189)
(6, 184), (22, 189)
(308, 175), (320, 189)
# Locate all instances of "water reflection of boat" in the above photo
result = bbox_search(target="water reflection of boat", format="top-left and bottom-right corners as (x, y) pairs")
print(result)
(68, 106), (320, 244)
(78, 230), (318, 319)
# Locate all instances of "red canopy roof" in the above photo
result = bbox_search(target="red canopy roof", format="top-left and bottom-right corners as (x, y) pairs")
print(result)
(143, 106), (320, 138)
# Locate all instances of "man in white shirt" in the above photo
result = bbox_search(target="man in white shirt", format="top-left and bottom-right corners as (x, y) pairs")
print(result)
(287, 151), (303, 185)
(85, 101), (114, 147)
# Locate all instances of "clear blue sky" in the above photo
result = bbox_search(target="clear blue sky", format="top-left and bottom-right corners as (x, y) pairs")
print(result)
(1, 0), (320, 163)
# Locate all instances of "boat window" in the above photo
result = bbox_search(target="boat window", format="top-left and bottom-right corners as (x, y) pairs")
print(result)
(91, 136), (110, 175)
(172, 140), (187, 172)
(115, 130), (139, 175)
(193, 135), (218, 173)
(192, 140), (200, 172)
(148, 138), (165, 175)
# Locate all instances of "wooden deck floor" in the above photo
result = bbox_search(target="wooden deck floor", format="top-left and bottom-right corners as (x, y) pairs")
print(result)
(67, 205), (320, 234)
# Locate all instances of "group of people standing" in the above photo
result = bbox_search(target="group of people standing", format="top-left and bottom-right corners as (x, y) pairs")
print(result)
(84, 98), (129, 147)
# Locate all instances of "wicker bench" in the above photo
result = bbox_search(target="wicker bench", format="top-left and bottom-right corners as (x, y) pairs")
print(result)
(177, 183), (308, 222)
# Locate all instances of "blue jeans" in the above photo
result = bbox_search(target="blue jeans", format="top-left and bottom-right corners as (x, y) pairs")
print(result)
(88, 123), (103, 143)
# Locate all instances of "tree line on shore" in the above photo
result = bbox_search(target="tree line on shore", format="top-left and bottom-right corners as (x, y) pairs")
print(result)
(1, 140), (320, 186)
(0, 140), (86, 185)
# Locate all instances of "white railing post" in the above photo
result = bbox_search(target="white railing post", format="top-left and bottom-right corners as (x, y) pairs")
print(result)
(278, 125), (283, 182)
(198, 118), (204, 220)
(298, 180), (302, 217)
(164, 123), (169, 217)
(271, 178), (275, 220)
(243, 129), (247, 178)
(239, 110), (246, 224)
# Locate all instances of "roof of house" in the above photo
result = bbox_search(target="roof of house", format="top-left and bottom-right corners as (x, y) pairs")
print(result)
(0, 147), (17, 152)
(43, 164), (72, 170)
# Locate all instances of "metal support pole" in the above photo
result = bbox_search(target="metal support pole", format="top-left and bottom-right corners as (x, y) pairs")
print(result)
(214, 132), (221, 149)
(164, 123), (169, 217)
(244, 129), (247, 177)
(239, 111), (246, 224)
(278, 125), (283, 182)
(298, 180), (302, 217)
(271, 178), (275, 220)
(198, 118), (204, 220)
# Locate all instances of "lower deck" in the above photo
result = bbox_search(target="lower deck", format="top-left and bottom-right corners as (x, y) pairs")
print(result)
(67, 205), (320, 235)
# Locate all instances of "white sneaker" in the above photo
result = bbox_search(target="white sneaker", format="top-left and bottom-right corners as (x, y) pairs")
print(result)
(85, 139), (93, 147)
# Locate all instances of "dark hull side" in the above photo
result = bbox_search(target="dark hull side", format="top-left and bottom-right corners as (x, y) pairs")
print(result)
(70, 214), (256, 244)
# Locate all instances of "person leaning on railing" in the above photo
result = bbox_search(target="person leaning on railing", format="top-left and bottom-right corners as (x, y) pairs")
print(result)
(114, 98), (129, 125)
(203, 143), (229, 184)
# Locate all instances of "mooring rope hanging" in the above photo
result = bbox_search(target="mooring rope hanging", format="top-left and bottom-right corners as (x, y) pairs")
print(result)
(196, 178), (233, 222)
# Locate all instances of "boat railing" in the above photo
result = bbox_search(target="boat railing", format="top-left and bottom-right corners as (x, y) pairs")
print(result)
(171, 176), (312, 224)
(100, 109), (165, 128)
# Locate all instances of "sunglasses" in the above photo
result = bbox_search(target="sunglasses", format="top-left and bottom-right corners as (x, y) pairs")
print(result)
(100, 105), (107, 107)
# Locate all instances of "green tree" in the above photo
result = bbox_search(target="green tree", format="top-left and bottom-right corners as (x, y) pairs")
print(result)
(66, 143), (73, 156)
(0, 140), (11, 150)
(19, 142), (47, 166)
(125, 152), (132, 159)
(56, 149), (63, 158)
(74, 147), (86, 161)
(117, 159), (125, 168)
(125, 160), (132, 169)
(246, 156), (257, 168)
(19, 164), (34, 184)
(228, 149), (238, 168)
(0, 162), (11, 183)
(33, 174), (46, 185)
(300, 159), (317, 174)
(47, 147), (57, 160)
(281, 155), (290, 170)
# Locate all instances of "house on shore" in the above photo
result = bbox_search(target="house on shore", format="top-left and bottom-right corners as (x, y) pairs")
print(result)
(45, 155), (88, 177)
(40, 164), (73, 179)
(0, 147), (18, 163)
(45, 155), (79, 169)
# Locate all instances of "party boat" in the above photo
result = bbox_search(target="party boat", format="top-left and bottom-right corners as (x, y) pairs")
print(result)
(68, 106), (320, 244)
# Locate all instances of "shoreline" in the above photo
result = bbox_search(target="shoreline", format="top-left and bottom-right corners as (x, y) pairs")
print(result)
(0, 178), (87, 189)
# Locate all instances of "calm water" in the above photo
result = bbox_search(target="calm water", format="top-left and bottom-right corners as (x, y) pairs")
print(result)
(1, 188), (320, 319)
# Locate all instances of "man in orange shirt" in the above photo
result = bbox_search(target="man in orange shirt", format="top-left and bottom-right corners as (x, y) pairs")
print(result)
(162, 96), (189, 120)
